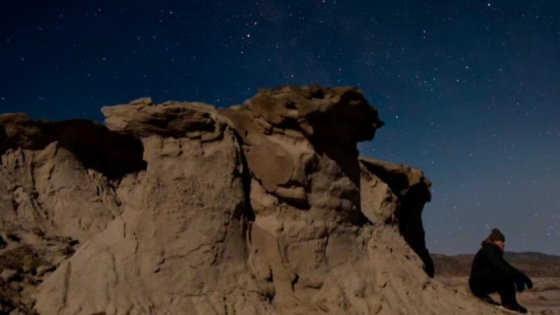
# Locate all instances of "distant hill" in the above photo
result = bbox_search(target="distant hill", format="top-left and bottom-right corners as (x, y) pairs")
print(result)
(432, 252), (560, 278)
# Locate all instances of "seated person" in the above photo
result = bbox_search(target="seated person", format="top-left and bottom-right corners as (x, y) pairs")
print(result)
(469, 228), (533, 314)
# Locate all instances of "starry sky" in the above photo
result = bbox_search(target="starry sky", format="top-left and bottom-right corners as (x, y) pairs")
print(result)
(1, 0), (559, 256)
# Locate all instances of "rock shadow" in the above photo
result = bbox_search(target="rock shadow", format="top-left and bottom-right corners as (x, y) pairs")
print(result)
(0, 118), (146, 180)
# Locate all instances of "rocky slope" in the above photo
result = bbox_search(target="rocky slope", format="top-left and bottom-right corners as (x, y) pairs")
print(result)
(0, 85), (515, 314)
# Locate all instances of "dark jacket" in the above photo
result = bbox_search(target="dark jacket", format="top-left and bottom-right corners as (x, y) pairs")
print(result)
(469, 239), (523, 282)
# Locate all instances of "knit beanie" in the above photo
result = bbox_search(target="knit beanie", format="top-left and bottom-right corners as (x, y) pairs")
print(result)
(488, 228), (505, 242)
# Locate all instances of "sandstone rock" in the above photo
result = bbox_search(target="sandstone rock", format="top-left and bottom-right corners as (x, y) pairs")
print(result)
(35, 102), (264, 315)
(101, 100), (223, 140)
(220, 85), (384, 222)
(21, 256), (40, 274)
(0, 269), (18, 282)
(129, 97), (153, 106)
(0, 109), (126, 311)
(359, 156), (435, 278)
(0, 240), (71, 314)
(35, 264), (53, 276)
(0, 86), (509, 314)
(0, 114), (145, 243)
(31, 227), (44, 237)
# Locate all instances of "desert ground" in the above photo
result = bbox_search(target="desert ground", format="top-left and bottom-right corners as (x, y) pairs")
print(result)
(437, 277), (560, 315)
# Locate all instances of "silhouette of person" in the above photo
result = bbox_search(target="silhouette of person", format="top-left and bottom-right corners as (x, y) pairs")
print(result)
(469, 228), (533, 314)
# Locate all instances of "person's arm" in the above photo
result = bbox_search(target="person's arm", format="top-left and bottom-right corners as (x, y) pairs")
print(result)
(483, 247), (523, 279)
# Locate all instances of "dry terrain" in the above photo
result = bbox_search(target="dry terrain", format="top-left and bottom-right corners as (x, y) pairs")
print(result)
(433, 253), (560, 315)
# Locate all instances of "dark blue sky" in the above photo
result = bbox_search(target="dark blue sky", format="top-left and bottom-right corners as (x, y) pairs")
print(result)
(1, 0), (559, 255)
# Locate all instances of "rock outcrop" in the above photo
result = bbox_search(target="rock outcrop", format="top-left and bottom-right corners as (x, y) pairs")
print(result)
(0, 114), (145, 314)
(0, 86), (508, 314)
(359, 157), (435, 278)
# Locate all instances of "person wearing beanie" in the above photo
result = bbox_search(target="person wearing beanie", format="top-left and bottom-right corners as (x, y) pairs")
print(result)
(469, 228), (533, 314)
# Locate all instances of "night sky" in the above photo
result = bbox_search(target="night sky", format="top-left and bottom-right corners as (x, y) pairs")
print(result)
(1, 0), (559, 256)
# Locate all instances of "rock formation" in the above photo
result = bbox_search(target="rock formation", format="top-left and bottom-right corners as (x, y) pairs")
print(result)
(0, 86), (510, 314)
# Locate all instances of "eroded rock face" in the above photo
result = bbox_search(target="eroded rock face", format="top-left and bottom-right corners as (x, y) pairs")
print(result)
(0, 114), (145, 241)
(0, 86), (505, 314)
(220, 86), (383, 222)
(0, 114), (145, 314)
(221, 86), (385, 313)
(359, 156), (435, 278)
(37, 125), (260, 314)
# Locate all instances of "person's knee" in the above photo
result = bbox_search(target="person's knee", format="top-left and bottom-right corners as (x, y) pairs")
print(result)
(469, 279), (493, 296)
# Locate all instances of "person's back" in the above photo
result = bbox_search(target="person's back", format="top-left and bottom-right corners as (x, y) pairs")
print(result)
(469, 228), (533, 314)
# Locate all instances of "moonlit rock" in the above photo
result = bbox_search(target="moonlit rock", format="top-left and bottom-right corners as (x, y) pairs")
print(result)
(0, 86), (504, 314)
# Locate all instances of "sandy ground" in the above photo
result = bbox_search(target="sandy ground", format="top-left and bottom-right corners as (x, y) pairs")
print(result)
(437, 277), (560, 315)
